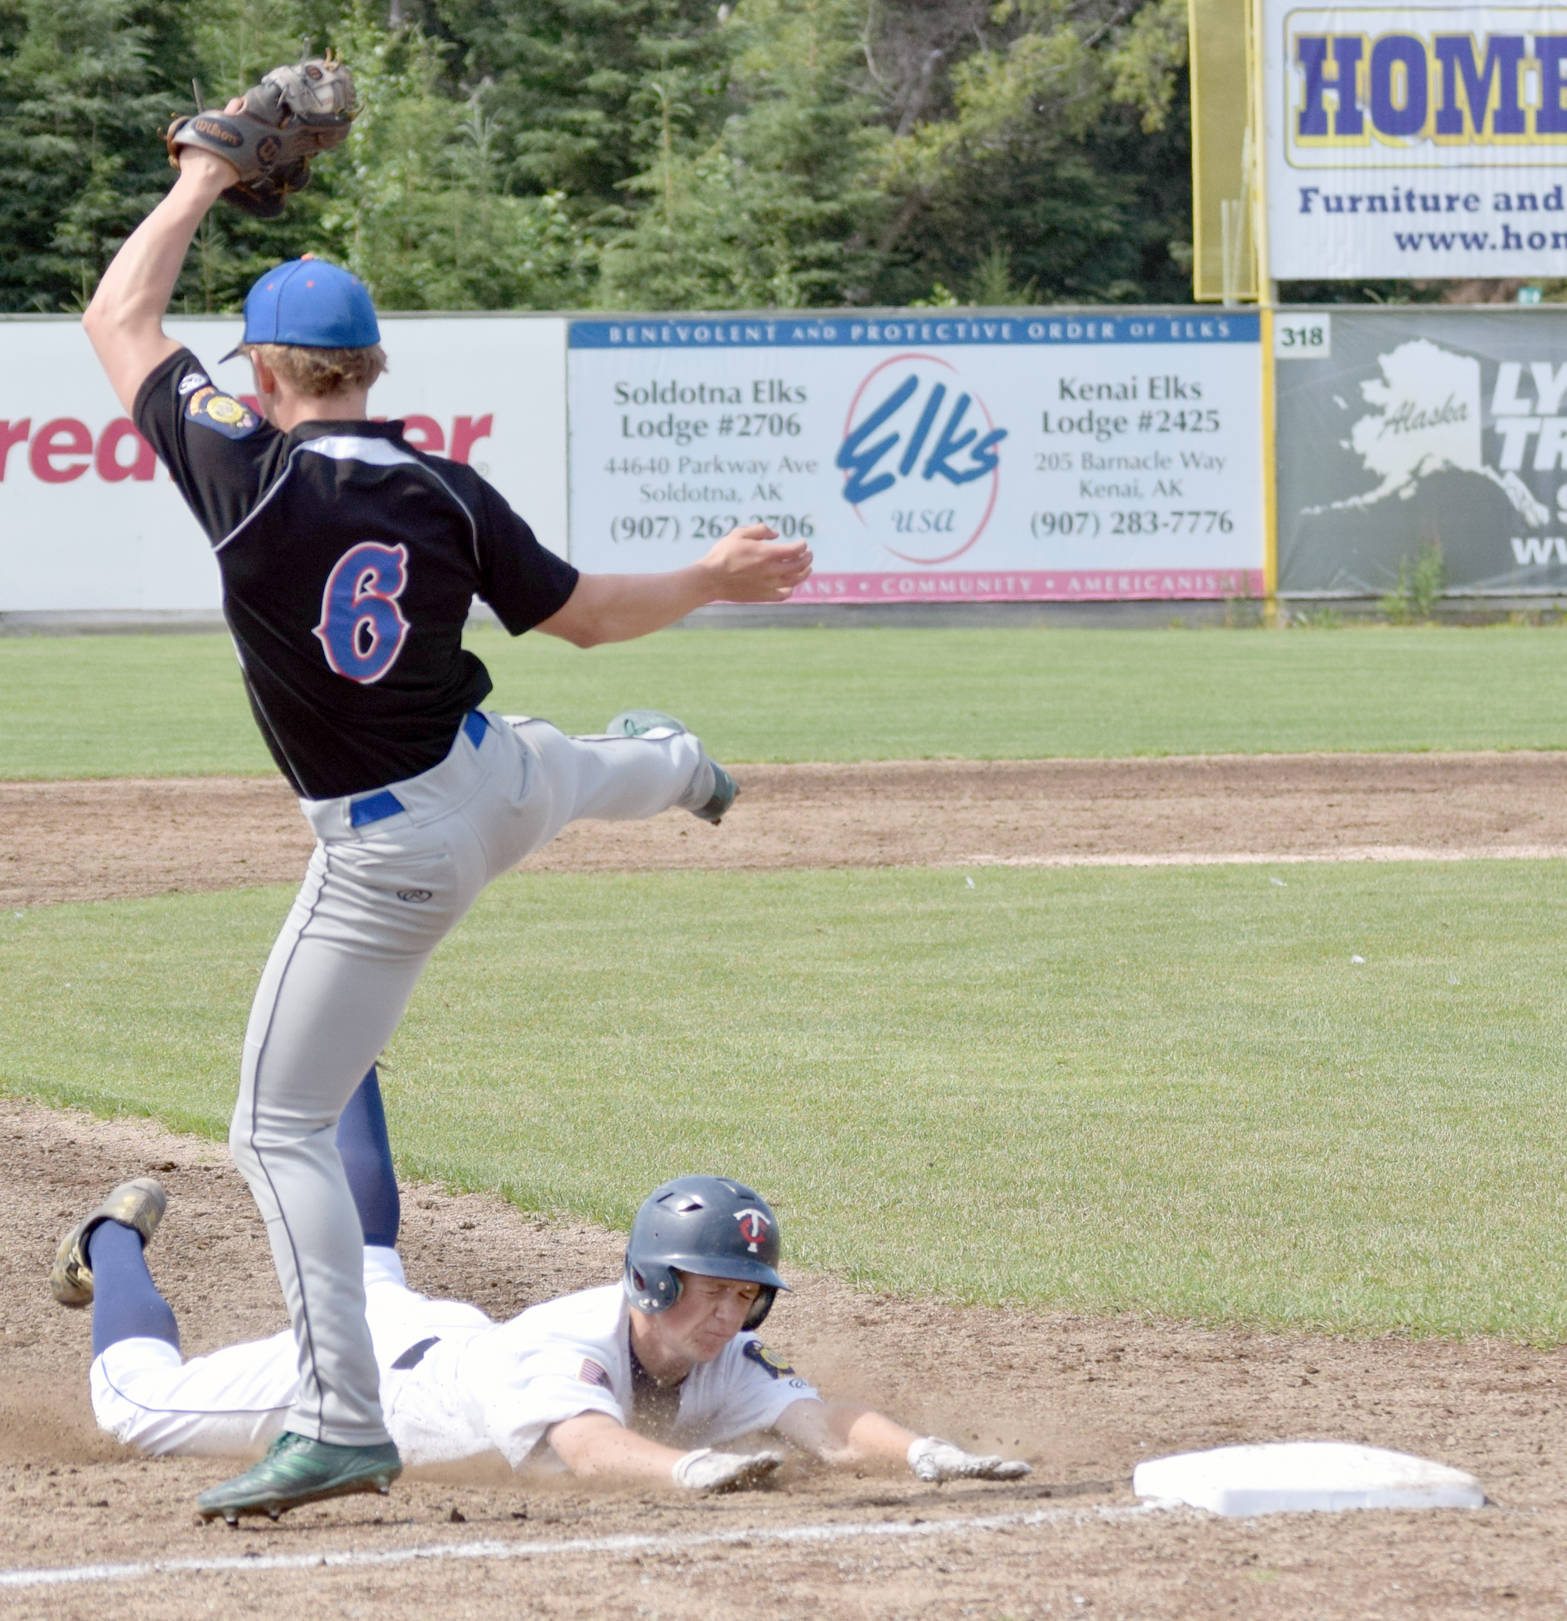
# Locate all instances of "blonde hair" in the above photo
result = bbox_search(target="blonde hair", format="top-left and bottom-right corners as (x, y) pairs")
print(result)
(244, 342), (388, 397)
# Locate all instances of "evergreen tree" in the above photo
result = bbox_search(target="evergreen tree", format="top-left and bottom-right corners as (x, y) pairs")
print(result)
(309, 2), (592, 308)
(165, 0), (348, 313)
(599, 0), (891, 309)
(413, 0), (730, 217)
(0, 0), (1204, 314)
(872, 0), (1192, 304)
(0, 0), (197, 312)
(720, 0), (891, 305)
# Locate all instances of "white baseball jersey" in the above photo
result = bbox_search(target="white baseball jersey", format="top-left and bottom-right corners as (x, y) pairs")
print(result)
(90, 1247), (817, 1468)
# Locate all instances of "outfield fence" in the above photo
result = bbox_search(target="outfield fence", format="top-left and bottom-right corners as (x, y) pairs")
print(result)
(2, 304), (1564, 616)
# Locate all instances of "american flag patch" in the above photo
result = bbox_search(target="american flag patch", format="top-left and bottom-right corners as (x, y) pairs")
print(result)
(579, 1358), (612, 1388)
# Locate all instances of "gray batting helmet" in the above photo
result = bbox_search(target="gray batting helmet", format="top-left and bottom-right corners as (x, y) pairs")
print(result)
(623, 1175), (787, 1331)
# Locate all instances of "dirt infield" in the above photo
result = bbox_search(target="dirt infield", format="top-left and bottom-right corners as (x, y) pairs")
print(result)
(4, 753), (1567, 1618)
(6, 750), (1567, 909)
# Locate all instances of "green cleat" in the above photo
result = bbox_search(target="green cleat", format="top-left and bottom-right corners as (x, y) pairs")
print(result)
(693, 760), (739, 825)
(49, 1178), (167, 1307)
(605, 708), (687, 739)
(197, 1432), (402, 1525)
(604, 710), (739, 824)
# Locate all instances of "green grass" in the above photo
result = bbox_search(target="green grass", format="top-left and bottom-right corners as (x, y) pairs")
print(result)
(5, 859), (1566, 1340)
(2, 621), (1566, 778)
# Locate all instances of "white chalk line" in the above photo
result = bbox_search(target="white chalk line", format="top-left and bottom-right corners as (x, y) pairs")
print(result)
(949, 845), (1567, 869)
(0, 1499), (1173, 1591)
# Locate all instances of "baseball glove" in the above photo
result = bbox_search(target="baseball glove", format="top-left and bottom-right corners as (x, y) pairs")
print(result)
(165, 56), (357, 219)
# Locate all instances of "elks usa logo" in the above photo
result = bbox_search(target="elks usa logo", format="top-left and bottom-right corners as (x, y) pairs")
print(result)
(836, 352), (1008, 564)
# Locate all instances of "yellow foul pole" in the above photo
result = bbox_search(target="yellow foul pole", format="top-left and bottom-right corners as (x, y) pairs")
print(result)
(1248, 0), (1279, 620)
(1188, 0), (1257, 301)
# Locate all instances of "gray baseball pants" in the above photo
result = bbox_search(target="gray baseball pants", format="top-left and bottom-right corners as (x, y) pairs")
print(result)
(232, 710), (713, 1445)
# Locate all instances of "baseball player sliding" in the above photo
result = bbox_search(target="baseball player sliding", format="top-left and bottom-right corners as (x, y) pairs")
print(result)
(51, 1070), (1029, 1521)
(80, 59), (811, 1521)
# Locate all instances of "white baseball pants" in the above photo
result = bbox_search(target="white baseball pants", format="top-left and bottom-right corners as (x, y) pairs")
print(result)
(90, 1248), (489, 1458)
(233, 711), (711, 1446)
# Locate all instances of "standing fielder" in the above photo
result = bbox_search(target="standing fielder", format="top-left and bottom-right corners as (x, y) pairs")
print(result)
(80, 62), (810, 1521)
(51, 1069), (1030, 1521)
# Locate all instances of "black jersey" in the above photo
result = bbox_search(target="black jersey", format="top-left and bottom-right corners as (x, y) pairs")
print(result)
(134, 348), (579, 800)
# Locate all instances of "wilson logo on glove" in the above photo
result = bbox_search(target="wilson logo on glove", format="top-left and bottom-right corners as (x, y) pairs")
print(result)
(190, 118), (244, 148)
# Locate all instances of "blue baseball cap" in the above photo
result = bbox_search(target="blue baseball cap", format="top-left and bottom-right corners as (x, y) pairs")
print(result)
(222, 257), (380, 359)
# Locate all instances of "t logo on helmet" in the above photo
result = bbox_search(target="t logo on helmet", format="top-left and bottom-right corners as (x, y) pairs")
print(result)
(734, 1208), (770, 1252)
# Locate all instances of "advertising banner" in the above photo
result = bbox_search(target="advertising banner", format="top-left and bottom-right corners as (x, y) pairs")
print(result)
(567, 313), (1264, 603)
(1264, 1), (1567, 279)
(0, 316), (568, 614)
(1275, 307), (1567, 593)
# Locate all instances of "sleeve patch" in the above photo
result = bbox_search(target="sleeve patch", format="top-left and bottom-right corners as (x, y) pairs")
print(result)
(742, 1339), (795, 1380)
(185, 385), (260, 439)
(579, 1358), (612, 1388)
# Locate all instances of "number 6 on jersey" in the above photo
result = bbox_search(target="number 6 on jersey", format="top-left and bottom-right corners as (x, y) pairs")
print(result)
(315, 541), (412, 682)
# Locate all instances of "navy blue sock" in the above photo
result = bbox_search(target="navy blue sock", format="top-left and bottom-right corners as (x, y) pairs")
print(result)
(88, 1219), (179, 1357)
(335, 1064), (400, 1249)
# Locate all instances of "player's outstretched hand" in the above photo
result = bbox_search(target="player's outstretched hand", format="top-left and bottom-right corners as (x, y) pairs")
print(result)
(672, 1445), (784, 1492)
(701, 523), (813, 603)
(907, 1436), (1032, 1483)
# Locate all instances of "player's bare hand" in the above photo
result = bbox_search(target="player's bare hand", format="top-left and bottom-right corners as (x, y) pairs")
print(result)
(176, 147), (242, 185)
(172, 97), (248, 186)
(701, 523), (812, 603)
